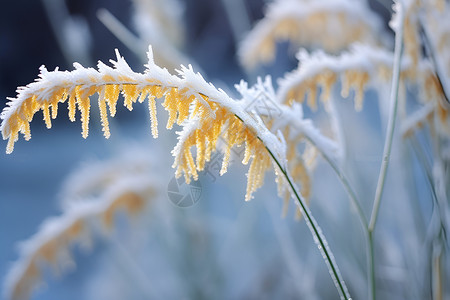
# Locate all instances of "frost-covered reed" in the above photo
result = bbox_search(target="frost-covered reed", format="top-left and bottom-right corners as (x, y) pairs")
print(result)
(2, 0), (450, 299)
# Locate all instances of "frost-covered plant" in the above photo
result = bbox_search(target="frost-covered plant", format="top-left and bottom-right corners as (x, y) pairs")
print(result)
(4, 147), (158, 300)
(238, 0), (387, 70)
(1, 46), (350, 299)
(2, 0), (450, 299)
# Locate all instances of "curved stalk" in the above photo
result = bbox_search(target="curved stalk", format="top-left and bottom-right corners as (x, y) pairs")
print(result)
(303, 135), (373, 300)
(264, 144), (352, 300)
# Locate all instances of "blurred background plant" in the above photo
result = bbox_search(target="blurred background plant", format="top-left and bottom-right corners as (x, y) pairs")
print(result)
(0, 0), (449, 299)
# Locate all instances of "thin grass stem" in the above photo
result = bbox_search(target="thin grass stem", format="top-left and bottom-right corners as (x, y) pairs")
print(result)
(303, 134), (374, 300)
(369, 2), (404, 232)
(264, 144), (351, 300)
(367, 3), (404, 299)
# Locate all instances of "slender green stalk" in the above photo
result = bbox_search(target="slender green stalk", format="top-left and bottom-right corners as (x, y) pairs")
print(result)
(264, 145), (351, 300)
(368, 2), (404, 232)
(368, 230), (375, 300)
(367, 3), (404, 300)
(235, 111), (351, 298)
(304, 135), (373, 300)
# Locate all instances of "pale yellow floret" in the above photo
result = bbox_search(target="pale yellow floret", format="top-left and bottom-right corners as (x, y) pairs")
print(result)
(284, 70), (341, 111)
(318, 71), (338, 103)
(98, 92), (111, 139)
(78, 95), (91, 139)
(403, 5), (421, 69)
(50, 101), (58, 120)
(184, 146), (198, 183)
(11, 262), (40, 300)
(242, 130), (253, 165)
(42, 102), (52, 129)
(245, 153), (271, 202)
(102, 191), (147, 229)
(104, 84), (120, 117)
(148, 94), (158, 138)
(195, 129), (206, 171)
(162, 88), (180, 129)
(68, 93), (77, 122)
(122, 84), (140, 110)
(22, 120), (31, 141)
(220, 146), (232, 176)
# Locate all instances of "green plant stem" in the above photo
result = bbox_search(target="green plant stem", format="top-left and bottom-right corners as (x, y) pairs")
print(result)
(367, 3), (404, 300)
(368, 230), (375, 300)
(264, 144), (351, 300)
(368, 5), (404, 232)
(236, 111), (351, 298)
(304, 136), (374, 299)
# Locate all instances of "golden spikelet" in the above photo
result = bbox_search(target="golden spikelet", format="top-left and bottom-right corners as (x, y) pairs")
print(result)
(278, 130), (312, 219)
(403, 1), (421, 69)
(7, 217), (88, 300)
(278, 48), (381, 111)
(277, 43), (449, 123)
(239, 0), (383, 69)
(101, 190), (149, 229)
(5, 177), (155, 300)
(0, 52), (182, 153)
(171, 104), (273, 201)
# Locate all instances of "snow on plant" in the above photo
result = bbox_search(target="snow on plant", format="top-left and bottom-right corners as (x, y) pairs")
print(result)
(4, 157), (157, 300)
(2, 0), (450, 299)
(1, 42), (352, 300)
(240, 0), (449, 299)
(1, 47), (287, 202)
(238, 0), (386, 70)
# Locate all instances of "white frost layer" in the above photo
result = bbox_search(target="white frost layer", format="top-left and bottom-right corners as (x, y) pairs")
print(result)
(236, 76), (340, 163)
(0, 47), (180, 138)
(239, 0), (384, 65)
(276, 44), (401, 103)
